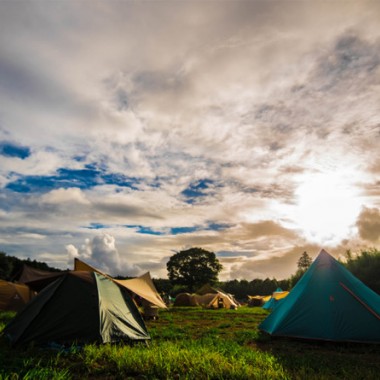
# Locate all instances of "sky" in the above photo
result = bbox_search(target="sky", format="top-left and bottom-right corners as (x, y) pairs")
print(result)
(1, 1), (380, 281)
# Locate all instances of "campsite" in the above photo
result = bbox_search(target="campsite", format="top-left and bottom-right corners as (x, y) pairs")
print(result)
(1, 249), (380, 379)
(1, 306), (380, 379)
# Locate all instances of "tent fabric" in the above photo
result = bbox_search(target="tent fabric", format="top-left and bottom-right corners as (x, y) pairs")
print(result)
(74, 258), (167, 309)
(96, 273), (151, 342)
(196, 284), (240, 307)
(74, 258), (107, 275)
(259, 249), (380, 343)
(173, 291), (239, 309)
(115, 273), (167, 309)
(196, 284), (219, 295)
(16, 265), (65, 292)
(262, 290), (289, 310)
(247, 295), (266, 307)
(3, 271), (150, 346)
(173, 293), (198, 306)
(0, 280), (35, 312)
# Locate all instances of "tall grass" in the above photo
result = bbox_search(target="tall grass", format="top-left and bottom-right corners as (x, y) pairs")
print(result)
(1, 307), (380, 379)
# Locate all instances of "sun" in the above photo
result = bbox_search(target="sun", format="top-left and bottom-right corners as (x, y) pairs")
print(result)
(293, 171), (362, 245)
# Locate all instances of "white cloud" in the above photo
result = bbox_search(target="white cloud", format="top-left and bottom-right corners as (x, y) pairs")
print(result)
(41, 188), (90, 205)
(1, 1), (380, 280)
(66, 234), (142, 277)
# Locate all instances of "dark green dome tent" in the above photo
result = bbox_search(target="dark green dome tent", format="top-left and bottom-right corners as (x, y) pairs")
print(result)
(259, 249), (380, 343)
(3, 271), (150, 346)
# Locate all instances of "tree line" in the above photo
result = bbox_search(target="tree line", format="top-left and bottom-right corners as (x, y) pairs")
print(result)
(1, 247), (380, 301)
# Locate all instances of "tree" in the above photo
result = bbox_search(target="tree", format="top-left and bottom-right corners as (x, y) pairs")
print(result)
(166, 247), (223, 292)
(290, 251), (313, 288)
(297, 251), (312, 271)
(345, 248), (380, 294)
(0, 252), (12, 280)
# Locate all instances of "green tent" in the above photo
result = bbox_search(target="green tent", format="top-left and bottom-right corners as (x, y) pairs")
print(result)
(3, 271), (150, 346)
(259, 249), (380, 343)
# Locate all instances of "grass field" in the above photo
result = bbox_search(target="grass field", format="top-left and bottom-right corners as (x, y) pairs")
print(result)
(1, 306), (380, 379)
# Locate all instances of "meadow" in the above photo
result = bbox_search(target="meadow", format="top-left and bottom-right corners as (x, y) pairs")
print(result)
(1, 306), (380, 379)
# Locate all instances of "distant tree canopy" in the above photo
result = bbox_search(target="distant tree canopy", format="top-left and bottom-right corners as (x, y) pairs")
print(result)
(220, 278), (290, 300)
(344, 248), (380, 294)
(167, 247), (223, 292)
(2, 247), (380, 300)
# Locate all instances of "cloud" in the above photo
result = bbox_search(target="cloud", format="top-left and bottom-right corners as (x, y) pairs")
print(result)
(66, 233), (141, 276)
(356, 207), (380, 242)
(224, 244), (323, 281)
(41, 188), (90, 205)
(1, 2), (380, 280)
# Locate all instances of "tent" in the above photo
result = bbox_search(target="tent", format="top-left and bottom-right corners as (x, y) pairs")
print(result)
(3, 271), (150, 346)
(115, 273), (167, 309)
(16, 264), (65, 292)
(259, 249), (380, 343)
(195, 292), (239, 309)
(0, 280), (35, 312)
(74, 258), (167, 309)
(248, 295), (268, 307)
(196, 284), (240, 308)
(173, 292), (198, 307)
(173, 291), (239, 309)
(262, 288), (289, 310)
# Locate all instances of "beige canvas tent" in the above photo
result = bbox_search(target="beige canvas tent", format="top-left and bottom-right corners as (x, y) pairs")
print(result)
(173, 293), (198, 306)
(74, 258), (167, 309)
(173, 291), (239, 309)
(195, 291), (239, 309)
(196, 284), (240, 308)
(0, 280), (35, 312)
(115, 273), (167, 309)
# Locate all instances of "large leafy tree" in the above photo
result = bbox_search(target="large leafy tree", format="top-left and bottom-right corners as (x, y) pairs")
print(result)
(167, 247), (223, 292)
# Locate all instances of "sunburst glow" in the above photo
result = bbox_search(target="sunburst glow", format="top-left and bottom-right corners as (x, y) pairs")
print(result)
(294, 171), (362, 245)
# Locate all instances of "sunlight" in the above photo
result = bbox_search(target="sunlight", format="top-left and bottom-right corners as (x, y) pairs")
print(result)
(293, 171), (362, 245)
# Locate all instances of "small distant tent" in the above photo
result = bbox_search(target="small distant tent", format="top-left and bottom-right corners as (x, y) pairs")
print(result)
(196, 284), (219, 295)
(259, 249), (380, 343)
(195, 291), (239, 309)
(74, 258), (167, 309)
(0, 280), (35, 312)
(173, 291), (239, 309)
(173, 293), (198, 307)
(262, 288), (289, 310)
(196, 284), (240, 308)
(248, 295), (268, 307)
(3, 271), (150, 346)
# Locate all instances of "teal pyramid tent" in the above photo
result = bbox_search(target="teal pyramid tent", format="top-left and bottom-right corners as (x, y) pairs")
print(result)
(259, 249), (380, 343)
(3, 271), (150, 346)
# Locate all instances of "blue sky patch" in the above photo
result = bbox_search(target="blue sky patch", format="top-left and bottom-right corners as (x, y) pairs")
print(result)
(126, 225), (164, 235)
(205, 222), (233, 231)
(124, 221), (232, 236)
(84, 223), (110, 229)
(0, 141), (31, 159)
(181, 179), (218, 204)
(5, 164), (141, 193)
(170, 226), (199, 234)
(217, 251), (251, 258)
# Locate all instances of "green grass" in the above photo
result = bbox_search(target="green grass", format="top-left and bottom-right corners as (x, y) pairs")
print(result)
(1, 307), (380, 379)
